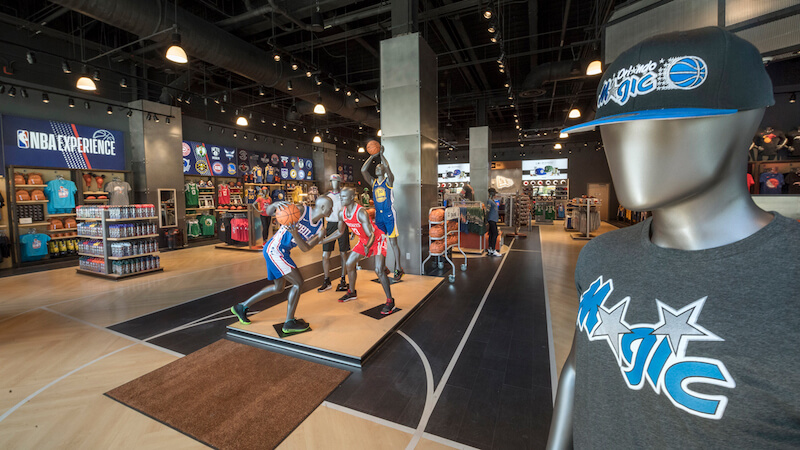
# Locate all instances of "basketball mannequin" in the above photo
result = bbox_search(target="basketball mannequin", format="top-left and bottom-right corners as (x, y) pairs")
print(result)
(548, 27), (800, 449)
(361, 145), (405, 280)
(319, 174), (350, 293)
(231, 197), (333, 334)
(318, 188), (396, 314)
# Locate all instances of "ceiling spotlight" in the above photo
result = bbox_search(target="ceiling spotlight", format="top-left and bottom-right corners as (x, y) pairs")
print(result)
(92, 70), (101, 81)
(119, 78), (128, 88)
(334, 83), (341, 92)
(488, 25), (496, 33)
(314, 96), (326, 114)
(315, 75), (322, 86)
(26, 51), (36, 64)
(483, 8), (493, 19)
(76, 66), (97, 91)
(273, 52), (281, 62)
(499, 67), (505, 73)
(214, 97), (220, 104)
(306, 70), (313, 78)
(568, 108), (581, 119)
(107, 106), (113, 115)
(504, 83), (509, 88)
(220, 105), (226, 113)
(236, 115), (249, 126)
(287, 80), (293, 91)
(61, 60), (72, 73)
(166, 116), (171, 124)
(554, 143), (562, 150)
(291, 60), (299, 71)
(559, 132), (568, 138)
(154, 114), (160, 123)
(261, 116), (266, 124)
(184, 95), (191, 104)
(272, 121), (277, 127)
(496, 52), (504, 63)
(233, 130), (238, 138)
(166, 33), (188, 63)
(258, 86), (265, 96)
(68, 98), (75, 107)
(127, 110), (133, 117)
(377, 129), (382, 137)
(354, 94), (360, 103)
(586, 60), (602, 76)
(221, 128), (225, 134)
(790, 93), (797, 103)
(177, 93), (184, 102)
(243, 133), (247, 139)
(84, 101), (90, 110)
(42, 93), (49, 103)
(313, 132), (322, 143)
(253, 135), (258, 141)
(346, 89), (352, 97)
(208, 124), (213, 132)
(358, 146), (365, 153)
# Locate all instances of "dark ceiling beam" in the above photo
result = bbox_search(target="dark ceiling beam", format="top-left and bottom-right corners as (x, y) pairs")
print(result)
(444, 0), (492, 92)
(439, 38), (599, 70)
(237, 0), (357, 37)
(430, 13), (482, 93)
(280, 22), (387, 51)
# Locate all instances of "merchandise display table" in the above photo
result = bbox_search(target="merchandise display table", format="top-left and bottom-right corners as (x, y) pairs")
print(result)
(227, 273), (444, 367)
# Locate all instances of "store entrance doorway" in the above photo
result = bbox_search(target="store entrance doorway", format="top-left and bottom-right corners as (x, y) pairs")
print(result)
(587, 183), (610, 221)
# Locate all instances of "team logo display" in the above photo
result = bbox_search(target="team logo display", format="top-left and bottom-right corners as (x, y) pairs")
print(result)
(598, 56), (708, 109)
(194, 143), (207, 159)
(183, 158), (191, 173)
(225, 149), (235, 159)
(227, 163), (237, 175)
(495, 175), (514, 189)
(298, 159), (305, 169)
(17, 130), (29, 148)
(290, 169), (297, 179)
(239, 150), (248, 160)
(271, 154), (280, 165)
(298, 170), (305, 180)
(195, 161), (208, 173)
(281, 168), (289, 179)
(240, 163), (249, 173)
(212, 162), (224, 175)
(182, 142), (192, 156)
(577, 276), (734, 419)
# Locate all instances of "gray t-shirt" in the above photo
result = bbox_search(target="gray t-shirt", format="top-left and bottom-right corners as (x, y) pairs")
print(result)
(105, 180), (132, 206)
(573, 214), (800, 449)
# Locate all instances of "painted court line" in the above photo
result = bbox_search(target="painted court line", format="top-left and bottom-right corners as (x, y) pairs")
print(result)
(398, 330), (435, 449)
(405, 238), (516, 450)
(539, 230), (559, 403)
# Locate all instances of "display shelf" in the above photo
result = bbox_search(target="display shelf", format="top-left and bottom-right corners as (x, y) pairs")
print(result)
(50, 234), (79, 240)
(106, 234), (160, 241)
(18, 222), (51, 227)
(78, 252), (104, 258)
(77, 235), (104, 239)
(108, 252), (160, 261)
(17, 200), (49, 204)
(13, 184), (48, 189)
(46, 213), (77, 218)
(245, 183), (283, 187)
(76, 267), (163, 280)
(43, 228), (77, 233)
(83, 191), (108, 195)
(83, 199), (109, 203)
(79, 216), (158, 222)
(186, 206), (215, 210)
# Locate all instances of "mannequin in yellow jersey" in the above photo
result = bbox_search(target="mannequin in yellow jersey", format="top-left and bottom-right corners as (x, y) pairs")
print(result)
(361, 145), (404, 280)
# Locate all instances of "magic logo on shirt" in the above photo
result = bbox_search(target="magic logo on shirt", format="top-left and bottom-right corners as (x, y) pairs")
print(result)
(577, 276), (735, 420)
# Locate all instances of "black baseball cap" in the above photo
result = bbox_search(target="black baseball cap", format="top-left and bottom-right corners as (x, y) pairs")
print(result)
(564, 26), (774, 133)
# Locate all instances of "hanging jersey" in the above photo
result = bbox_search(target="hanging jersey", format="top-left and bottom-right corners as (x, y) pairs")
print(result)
(185, 183), (199, 207)
(252, 166), (263, 184)
(245, 188), (257, 204)
(265, 165), (276, 183)
(218, 184), (231, 204)
(200, 215), (216, 235)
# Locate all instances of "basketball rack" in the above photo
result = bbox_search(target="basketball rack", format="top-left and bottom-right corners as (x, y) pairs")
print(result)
(422, 206), (466, 283)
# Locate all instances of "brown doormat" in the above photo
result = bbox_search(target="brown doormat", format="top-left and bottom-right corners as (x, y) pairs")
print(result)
(106, 339), (350, 449)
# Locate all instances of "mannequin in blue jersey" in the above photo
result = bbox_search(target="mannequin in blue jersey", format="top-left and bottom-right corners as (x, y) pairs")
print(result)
(361, 145), (405, 280)
(230, 196), (333, 334)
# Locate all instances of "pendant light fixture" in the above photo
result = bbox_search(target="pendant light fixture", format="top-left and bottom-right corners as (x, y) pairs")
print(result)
(586, 60), (602, 76)
(554, 143), (562, 150)
(166, 8), (188, 64)
(559, 132), (568, 138)
(76, 65), (97, 91)
(358, 146), (365, 153)
(568, 108), (581, 119)
(377, 129), (382, 137)
(313, 96), (326, 114)
(313, 132), (322, 143)
(236, 115), (249, 126)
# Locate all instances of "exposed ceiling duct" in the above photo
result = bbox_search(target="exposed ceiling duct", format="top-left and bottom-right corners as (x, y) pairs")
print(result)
(47, 0), (380, 127)
(519, 60), (587, 98)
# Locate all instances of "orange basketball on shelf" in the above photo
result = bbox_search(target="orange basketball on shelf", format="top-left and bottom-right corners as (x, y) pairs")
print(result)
(429, 209), (444, 222)
(276, 204), (303, 226)
(447, 234), (458, 247)
(366, 140), (381, 155)
(430, 240), (445, 254)
(430, 224), (444, 238)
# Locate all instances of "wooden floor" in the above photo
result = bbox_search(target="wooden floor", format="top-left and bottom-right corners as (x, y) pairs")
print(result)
(0, 222), (618, 448)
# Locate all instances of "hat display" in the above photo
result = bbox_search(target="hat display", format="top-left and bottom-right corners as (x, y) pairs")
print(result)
(564, 27), (774, 133)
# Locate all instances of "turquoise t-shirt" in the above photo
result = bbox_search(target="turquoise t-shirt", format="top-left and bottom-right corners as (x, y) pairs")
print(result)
(20, 233), (51, 261)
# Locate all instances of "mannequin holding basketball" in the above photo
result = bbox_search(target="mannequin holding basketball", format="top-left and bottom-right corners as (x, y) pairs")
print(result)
(230, 197), (333, 334)
(318, 188), (397, 314)
(547, 27), (800, 449)
(361, 142), (405, 280)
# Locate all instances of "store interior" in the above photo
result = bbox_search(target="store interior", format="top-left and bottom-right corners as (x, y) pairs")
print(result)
(0, 1), (799, 449)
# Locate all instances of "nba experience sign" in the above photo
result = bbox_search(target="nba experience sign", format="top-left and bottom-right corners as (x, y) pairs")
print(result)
(2, 115), (125, 174)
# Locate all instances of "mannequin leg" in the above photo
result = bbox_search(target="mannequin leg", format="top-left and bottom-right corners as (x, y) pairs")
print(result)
(282, 269), (305, 322)
(322, 250), (332, 279)
(374, 254), (392, 299)
(346, 251), (360, 292)
(388, 237), (404, 273)
(241, 277), (286, 309)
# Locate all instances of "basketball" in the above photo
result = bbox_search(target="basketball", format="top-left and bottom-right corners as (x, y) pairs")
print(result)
(430, 224), (445, 238)
(276, 203), (303, 226)
(430, 240), (445, 254)
(429, 208), (445, 222)
(366, 140), (381, 155)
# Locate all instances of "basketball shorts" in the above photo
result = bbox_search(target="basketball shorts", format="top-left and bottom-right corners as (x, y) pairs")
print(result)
(374, 211), (398, 238)
(263, 242), (296, 280)
(322, 221), (351, 252)
(353, 231), (387, 257)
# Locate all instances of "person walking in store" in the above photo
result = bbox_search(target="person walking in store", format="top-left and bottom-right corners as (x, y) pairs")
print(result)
(361, 145), (404, 280)
(253, 189), (272, 244)
(486, 188), (501, 256)
(230, 196), (333, 334)
(318, 188), (397, 315)
(318, 174), (350, 293)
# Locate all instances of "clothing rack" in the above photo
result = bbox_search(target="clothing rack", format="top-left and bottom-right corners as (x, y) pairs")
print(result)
(570, 200), (602, 240)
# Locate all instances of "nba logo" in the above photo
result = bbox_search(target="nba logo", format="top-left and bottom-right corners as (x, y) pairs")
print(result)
(17, 130), (29, 148)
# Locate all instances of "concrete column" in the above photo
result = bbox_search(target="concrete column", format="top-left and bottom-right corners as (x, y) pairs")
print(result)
(128, 100), (184, 239)
(380, 33), (438, 275)
(469, 126), (491, 204)
(312, 143), (337, 191)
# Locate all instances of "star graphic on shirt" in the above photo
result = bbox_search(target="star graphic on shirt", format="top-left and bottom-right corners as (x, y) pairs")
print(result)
(659, 58), (665, 64)
(651, 297), (721, 357)
(590, 297), (631, 365)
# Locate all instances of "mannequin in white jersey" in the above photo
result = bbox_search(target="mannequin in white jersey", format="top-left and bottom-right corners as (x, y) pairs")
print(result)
(318, 174), (350, 293)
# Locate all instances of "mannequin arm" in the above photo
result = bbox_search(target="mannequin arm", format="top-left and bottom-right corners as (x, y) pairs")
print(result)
(361, 154), (378, 185)
(358, 208), (375, 250)
(265, 200), (290, 216)
(321, 214), (346, 245)
(380, 146), (395, 186)
(546, 335), (577, 450)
